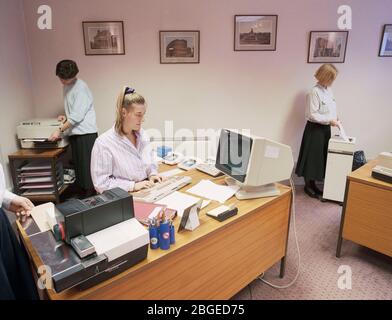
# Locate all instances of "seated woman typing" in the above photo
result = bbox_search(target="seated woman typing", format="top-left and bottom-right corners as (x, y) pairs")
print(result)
(91, 86), (162, 193)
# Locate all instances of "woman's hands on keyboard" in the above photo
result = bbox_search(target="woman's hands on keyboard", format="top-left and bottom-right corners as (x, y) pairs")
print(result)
(134, 180), (155, 191)
(149, 175), (166, 183)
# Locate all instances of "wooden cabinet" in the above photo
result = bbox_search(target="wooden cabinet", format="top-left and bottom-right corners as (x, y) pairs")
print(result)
(8, 148), (69, 204)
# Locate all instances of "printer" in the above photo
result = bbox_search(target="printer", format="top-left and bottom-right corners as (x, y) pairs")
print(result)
(16, 118), (69, 149)
(22, 188), (149, 293)
(323, 135), (356, 202)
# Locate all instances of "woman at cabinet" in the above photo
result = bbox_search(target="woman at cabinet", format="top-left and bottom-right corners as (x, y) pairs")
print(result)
(295, 63), (340, 199)
(90, 86), (162, 194)
(50, 60), (98, 197)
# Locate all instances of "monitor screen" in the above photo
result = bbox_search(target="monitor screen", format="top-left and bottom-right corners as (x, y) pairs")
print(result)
(215, 129), (253, 183)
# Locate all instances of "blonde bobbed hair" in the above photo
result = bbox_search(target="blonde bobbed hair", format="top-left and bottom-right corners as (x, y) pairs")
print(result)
(314, 63), (338, 87)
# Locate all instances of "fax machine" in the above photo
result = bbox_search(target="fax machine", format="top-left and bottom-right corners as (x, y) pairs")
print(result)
(16, 118), (69, 149)
(22, 188), (149, 293)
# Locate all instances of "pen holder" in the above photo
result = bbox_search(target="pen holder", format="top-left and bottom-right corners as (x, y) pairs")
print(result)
(169, 224), (175, 245)
(149, 224), (159, 250)
(159, 221), (171, 250)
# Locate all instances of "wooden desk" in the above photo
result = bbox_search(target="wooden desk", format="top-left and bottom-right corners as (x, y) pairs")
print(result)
(8, 148), (68, 204)
(18, 165), (292, 300)
(336, 160), (392, 258)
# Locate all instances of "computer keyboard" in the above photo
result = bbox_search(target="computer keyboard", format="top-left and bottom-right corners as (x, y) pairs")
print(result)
(131, 175), (192, 203)
(196, 163), (223, 177)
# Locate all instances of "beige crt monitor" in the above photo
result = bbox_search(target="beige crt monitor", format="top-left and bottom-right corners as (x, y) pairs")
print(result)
(215, 129), (294, 199)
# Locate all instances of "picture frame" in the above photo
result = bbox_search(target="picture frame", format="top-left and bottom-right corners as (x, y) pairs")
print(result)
(82, 21), (125, 55)
(378, 24), (392, 57)
(234, 15), (278, 51)
(159, 31), (200, 64)
(307, 31), (348, 63)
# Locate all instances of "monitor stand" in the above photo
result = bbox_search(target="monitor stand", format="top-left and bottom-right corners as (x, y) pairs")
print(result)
(225, 177), (280, 200)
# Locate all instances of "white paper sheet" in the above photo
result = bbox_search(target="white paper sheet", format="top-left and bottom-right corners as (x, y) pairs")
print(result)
(155, 191), (201, 217)
(337, 121), (349, 142)
(160, 168), (184, 178)
(30, 202), (55, 232)
(186, 179), (240, 203)
(201, 200), (211, 209)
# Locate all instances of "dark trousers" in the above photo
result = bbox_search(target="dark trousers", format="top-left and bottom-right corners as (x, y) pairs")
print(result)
(69, 133), (97, 191)
(0, 208), (39, 300)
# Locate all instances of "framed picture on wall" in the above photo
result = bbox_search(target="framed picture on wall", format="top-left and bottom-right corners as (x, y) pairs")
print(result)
(234, 15), (278, 51)
(159, 31), (200, 64)
(379, 24), (392, 57)
(82, 21), (125, 55)
(307, 31), (348, 63)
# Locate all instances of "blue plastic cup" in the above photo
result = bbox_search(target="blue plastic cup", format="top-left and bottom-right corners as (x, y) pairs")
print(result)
(159, 221), (171, 250)
(149, 225), (159, 250)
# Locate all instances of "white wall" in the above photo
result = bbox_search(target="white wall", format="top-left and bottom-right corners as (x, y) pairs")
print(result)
(0, 0), (34, 187)
(19, 0), (392, 163)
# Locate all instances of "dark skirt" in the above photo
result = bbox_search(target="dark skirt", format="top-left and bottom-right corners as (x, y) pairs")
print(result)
(295, 121), (331, 181)
(69, 133), (98, 190)
(0, 208), (39, 300)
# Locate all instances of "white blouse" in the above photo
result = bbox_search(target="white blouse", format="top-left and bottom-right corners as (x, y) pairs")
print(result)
(306, 84), (338, 125)
(90, 127), (158, 194)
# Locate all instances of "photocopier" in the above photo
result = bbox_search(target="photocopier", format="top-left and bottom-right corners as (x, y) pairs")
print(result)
(22, 188), (149, 293)
(16, 118), (69, 149)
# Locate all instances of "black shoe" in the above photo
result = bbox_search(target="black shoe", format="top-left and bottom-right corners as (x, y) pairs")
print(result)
(310, 182), (323, 195)
(313, 185), (323, 196)
(304, 186), (318, 199)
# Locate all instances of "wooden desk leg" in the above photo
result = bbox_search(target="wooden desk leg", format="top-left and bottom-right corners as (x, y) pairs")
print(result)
(280, 190), (293, 278)
(279, 257), (286, 278)
(336, 178), (350, 258)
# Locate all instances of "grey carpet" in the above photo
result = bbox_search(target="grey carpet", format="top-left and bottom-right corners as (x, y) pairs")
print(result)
(233, 187), (392, 300)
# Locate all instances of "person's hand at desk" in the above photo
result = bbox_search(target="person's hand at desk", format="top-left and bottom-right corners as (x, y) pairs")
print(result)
(8, 195), (34, 223)
(148, 175), (166, 183)
(134, 180), (155, 191)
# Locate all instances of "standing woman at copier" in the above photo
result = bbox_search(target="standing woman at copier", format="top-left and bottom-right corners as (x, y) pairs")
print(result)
(90, 86), (162, 194)
(49, 60), (98, 198)
(295, 63), (340, 199)
(0, 164), (39, 299)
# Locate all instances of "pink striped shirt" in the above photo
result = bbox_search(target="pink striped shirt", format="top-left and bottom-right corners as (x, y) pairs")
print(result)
(91, 126), (158, 193)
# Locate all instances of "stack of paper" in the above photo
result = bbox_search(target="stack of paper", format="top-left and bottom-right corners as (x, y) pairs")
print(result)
(186, 179), (240, 203)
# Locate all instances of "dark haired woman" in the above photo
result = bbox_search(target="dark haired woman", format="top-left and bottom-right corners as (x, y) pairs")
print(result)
(49, 60), (98, 197)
